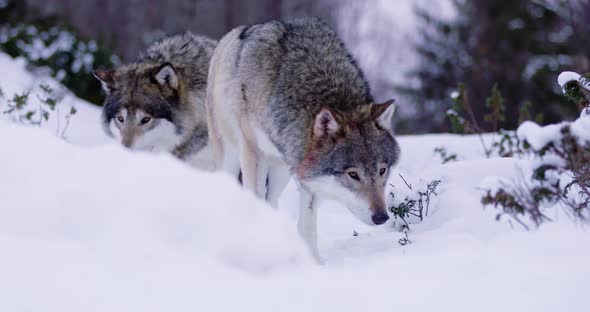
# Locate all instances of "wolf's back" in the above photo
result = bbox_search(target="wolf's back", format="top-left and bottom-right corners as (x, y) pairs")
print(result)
(140, 32), (217, 91)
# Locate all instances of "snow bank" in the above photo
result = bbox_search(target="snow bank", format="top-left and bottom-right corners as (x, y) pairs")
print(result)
(0, 121), (311, 275)
(1, 51), (589, 312)
(0, 121), (589, 311)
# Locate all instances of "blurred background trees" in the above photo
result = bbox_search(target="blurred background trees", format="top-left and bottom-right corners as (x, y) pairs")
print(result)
(1, 0), (588, 134)
(404, 0), (590, 133)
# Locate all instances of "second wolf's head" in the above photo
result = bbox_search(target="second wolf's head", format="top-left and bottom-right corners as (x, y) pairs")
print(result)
(298, 100), (400, 226)
(94, 63), (188, 152)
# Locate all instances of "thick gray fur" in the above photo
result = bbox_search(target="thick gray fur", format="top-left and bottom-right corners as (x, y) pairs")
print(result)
(235, 18), (399, 175)
(97, 31), (216, 162)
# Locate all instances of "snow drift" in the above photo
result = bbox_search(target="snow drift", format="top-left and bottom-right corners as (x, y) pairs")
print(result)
(0, 121), (312, 273)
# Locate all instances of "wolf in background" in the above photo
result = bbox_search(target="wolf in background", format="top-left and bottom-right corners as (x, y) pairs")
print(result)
(94, 32), (217, 170)
(206, 18), (400, 260)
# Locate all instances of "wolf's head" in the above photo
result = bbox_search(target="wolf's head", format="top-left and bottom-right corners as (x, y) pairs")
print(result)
(93, 63), (185, 152)
(298, 100), (400, 226)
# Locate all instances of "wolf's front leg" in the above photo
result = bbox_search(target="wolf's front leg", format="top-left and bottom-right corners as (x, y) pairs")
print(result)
(239, 141), (266, 199)
(297, 186), (323, 263)
(266, 164), (290, 209)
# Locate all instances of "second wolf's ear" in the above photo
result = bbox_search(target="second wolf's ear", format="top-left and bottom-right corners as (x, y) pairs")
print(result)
(154, 64), (179, 90)
(371, 99), (396, 131)
(93, 69), (115, 94)
(313, 108), (340, 138)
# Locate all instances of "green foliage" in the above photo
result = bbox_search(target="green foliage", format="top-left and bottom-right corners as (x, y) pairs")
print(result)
(434, 147), (458, 164)
(0, 1), (119, 105)
(1, 84), (77, 138)
(483, 84), (506, 132)
(2, 91), (30, 122)
(446, 84), (470, 134)
(518, 101), (544, 125)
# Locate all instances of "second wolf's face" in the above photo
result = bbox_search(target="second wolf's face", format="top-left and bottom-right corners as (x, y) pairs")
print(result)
(94, 64), (183, 152)
(299, 101), (399, 226)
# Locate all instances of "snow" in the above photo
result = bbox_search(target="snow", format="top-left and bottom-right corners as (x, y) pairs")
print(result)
(0, 121), (311, 274)
(1, 52), (589, 311)
(558, 71), (582, 88)
(516, 120), (565, 150)
(517, 117), (590, 151)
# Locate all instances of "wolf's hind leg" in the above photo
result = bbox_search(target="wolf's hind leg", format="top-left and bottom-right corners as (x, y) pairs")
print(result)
(239, 140), (266, 199)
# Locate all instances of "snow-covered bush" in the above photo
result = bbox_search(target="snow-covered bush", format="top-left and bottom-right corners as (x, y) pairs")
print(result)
(482, 72), (590, 227)
(0, 15), (119, 104)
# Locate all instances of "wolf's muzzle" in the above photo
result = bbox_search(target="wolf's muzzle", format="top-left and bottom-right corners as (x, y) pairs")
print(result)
(371, 211), (390, 225)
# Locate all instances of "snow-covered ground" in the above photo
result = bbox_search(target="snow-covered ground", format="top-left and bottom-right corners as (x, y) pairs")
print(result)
(1, 52), (589, 311)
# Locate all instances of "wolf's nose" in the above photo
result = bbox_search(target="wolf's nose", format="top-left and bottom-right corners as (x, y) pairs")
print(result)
(372, 211), (389, 225)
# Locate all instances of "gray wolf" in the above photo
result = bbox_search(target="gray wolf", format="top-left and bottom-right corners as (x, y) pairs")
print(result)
(93, 32), (217, 170)
(206, 18), (400, 259)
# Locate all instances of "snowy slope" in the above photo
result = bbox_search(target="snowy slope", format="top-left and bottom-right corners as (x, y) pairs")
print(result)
(0, 53), (109, 145)
(1, 52), (589, 311)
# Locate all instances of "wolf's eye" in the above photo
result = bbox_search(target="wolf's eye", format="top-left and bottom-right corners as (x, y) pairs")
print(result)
(117, 115), (124, 123)
(347, 171), (360, 181)
(140, 116), (152, 125)
(379, 167), (387, 176)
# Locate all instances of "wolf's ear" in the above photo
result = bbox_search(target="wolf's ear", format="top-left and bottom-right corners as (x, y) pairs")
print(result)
(154, 64), (179, 90)
(371, 99), (396, 131)
(313, 108), (340, 138)
(93, 69), (115, 94)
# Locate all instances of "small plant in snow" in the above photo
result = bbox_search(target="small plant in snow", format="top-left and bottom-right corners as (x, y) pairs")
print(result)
(489, 129), (524, 158)
(434, 146), (458, 164)
(2, 91), (30, 123)
(1, 84), (77, 138)
(389, 175), (441, 229)
(389, 175), (441, 244)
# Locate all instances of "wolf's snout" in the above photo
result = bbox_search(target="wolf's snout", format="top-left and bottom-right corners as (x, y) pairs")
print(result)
(121, 138), (133, 148)
(371, 211), (389, 225)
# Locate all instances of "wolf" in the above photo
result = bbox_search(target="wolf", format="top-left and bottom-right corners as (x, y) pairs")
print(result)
(93, 32), (217, 170)
(206, 18), (400, 260)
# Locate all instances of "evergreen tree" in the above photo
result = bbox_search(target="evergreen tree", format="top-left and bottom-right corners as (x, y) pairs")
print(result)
(404, 0), (590, 133)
